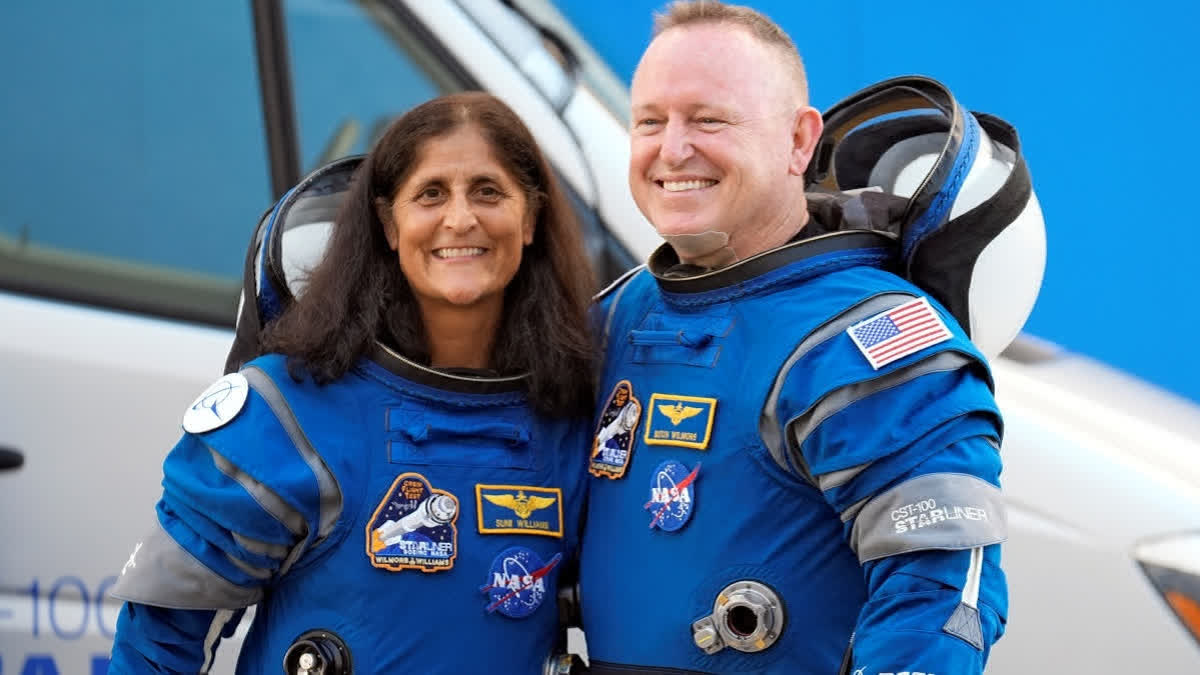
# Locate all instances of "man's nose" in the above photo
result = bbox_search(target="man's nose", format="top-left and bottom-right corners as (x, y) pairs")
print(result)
(658, 119), (694, 166)
(443, 193), (478, 232)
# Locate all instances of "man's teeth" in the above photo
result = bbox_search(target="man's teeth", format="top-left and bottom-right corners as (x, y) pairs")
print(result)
(662, 179), (717, 192)
(434, 247), (486, 259)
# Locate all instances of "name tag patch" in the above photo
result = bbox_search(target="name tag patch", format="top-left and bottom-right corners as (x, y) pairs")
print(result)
(366, 473), (459, 573)
(644, 393), (716, 450)
(590, 379), (642, 479)
(476, 484), (564, 538)
(480, 546), (563, 618)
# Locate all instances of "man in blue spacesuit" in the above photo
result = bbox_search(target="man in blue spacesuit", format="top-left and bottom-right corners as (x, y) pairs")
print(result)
(576, 2), (1014, 674)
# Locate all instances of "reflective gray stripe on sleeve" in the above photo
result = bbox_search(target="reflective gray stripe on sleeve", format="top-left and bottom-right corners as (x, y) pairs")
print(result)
(200, 609), (236, 673)
(209, 447), (307, 538)
(232, 532), (290, 560)
(841, 494), (871, 524)
(759, 293), (916, 482)
(790, 350), (973, 461)
(224, 552), (273, 580)
(849, 473), (1007, 563)
(209, 445), (310, 576)
(108, 520), (262, 610)
(242, 366), (343, 545)
(816, 460), (872, 493)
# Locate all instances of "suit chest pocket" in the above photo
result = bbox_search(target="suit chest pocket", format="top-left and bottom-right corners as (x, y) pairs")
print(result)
(629, 307), (734, 368)
(385, 403), (537, 471)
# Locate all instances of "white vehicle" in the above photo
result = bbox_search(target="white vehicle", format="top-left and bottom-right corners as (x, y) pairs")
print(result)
(1, 1), (1197, 673)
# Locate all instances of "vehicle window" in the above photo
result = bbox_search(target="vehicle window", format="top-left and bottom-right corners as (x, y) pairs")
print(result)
(510, 0), (632, 126)
(0, 3), (271, 324)
(0, 0), (631, 324)
(285, 0), (463, 171)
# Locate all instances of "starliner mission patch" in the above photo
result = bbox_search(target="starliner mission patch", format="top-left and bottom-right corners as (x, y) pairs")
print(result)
(367, 473), (459, 573)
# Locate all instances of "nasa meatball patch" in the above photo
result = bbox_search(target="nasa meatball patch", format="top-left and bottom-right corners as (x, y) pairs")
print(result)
(182, 373), (249, 434)
(366, 473), (459, 573)
(645, 460), (700, 532)
(480, 547), (563, 618)
(589, 379), (642, 479)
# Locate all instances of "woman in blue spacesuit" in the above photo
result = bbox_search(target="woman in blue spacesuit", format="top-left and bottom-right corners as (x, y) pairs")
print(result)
(107, 92), (595, 674)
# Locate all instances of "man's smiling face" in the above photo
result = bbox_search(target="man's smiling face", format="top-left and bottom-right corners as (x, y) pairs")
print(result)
(629, 23), (811, 259)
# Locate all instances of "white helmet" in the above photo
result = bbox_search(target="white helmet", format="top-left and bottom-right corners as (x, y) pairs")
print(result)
(806, 75), (1046, 358)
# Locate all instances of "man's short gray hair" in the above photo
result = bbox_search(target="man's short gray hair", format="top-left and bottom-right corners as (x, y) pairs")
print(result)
(653, 0), (809, 102)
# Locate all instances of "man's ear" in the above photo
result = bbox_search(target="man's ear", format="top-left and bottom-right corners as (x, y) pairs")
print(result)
(375, 198), (399, 251)
(788, 106), (824, 177)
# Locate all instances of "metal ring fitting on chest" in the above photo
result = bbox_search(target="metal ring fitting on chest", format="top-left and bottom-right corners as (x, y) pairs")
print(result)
(691, 580), (785, 655)
(282, 629), (352, 674)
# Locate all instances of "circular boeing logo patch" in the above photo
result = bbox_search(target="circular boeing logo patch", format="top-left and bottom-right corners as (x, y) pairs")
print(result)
(479, 547), (562, 619)
(182, 373), (249, 434)
(644, 460), (700, 532)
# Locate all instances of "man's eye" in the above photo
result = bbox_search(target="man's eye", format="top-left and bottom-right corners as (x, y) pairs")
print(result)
(697, 117), (724, 126)
(635, 118), (662, 129)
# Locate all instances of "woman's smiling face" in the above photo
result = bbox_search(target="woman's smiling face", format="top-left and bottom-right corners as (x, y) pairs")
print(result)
(380, 125), (534, 313)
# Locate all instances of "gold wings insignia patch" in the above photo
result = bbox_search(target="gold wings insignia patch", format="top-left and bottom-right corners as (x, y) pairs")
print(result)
(483, 491), (558, 519)
(659, 403), (703, 426)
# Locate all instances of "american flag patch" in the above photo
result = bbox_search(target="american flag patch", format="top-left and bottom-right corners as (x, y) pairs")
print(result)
(846, 297), (952, 369)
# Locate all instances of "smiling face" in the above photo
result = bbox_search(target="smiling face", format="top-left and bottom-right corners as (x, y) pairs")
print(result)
(379, 125), (533, 315)
(629, 23), (821, 261)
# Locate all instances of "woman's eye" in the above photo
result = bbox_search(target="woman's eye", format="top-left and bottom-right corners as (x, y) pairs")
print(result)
(418, 187), (442, 201)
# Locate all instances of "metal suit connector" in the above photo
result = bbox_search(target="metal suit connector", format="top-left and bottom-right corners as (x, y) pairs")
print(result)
(691, 580), (785, 655)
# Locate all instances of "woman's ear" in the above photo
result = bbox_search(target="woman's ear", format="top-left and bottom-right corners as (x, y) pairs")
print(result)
(375, 198), (399, 251)
(522, 201), (537, 246)
(523, 212), (536, 247)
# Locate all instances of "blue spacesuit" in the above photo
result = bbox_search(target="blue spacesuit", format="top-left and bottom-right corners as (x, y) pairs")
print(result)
(109, 348), (588, 674)
(578, 233), (1009, 675)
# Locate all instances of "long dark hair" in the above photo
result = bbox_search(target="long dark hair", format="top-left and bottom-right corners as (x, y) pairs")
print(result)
(262, 92), (596, 417)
